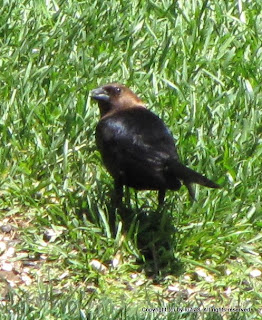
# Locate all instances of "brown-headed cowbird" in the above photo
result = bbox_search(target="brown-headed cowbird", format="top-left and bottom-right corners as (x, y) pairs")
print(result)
(91, 83), (221, 206)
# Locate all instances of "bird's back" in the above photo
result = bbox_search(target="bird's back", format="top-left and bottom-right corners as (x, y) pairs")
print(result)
(96, 107), (180, 190)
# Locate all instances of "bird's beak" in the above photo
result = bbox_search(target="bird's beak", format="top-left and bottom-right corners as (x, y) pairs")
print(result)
(91, 87), (110, 101)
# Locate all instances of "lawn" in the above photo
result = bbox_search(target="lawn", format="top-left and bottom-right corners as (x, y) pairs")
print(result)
(0, 0), (261, 319)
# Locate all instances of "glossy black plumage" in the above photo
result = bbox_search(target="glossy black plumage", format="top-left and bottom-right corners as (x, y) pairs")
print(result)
(91, 83), (221, 205)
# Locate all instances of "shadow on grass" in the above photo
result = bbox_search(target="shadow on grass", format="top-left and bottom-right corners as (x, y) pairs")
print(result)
(115, 204), (184, 279)
(69, 188), (184, 279)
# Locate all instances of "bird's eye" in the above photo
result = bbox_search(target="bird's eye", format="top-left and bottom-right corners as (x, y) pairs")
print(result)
(114, 87), (121, 94)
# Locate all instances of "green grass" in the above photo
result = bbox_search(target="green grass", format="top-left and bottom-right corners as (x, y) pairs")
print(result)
(0, 0), (262, 319)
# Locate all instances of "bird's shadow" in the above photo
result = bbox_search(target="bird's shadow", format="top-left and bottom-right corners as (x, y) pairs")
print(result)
(73, 189), (184, 279)
(108, 202), (184, 278)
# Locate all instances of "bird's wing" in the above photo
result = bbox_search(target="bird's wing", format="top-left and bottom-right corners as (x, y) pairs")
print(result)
(95, 108), (179, 188)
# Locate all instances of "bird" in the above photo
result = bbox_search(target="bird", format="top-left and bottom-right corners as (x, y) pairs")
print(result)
(91, 83), (221, 206)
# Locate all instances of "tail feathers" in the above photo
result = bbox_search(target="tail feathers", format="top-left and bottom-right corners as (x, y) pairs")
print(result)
(170, 161), (221, 191)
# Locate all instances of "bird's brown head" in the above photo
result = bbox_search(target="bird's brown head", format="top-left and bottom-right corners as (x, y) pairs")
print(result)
(91, 83), (144, 117)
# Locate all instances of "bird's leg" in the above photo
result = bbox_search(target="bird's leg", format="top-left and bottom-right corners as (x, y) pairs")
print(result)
(158, 189), (166, 207)
(113, 179), (124, 208)
(125, 187), (131, 209)
(184, 182), (196, 201)
(108, 180), (124, 234)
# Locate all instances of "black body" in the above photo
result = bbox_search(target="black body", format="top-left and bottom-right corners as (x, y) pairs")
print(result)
(95, 106), (219, 204)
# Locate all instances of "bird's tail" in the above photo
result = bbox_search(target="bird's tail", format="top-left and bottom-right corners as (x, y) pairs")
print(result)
(169, 161), (221, 200)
